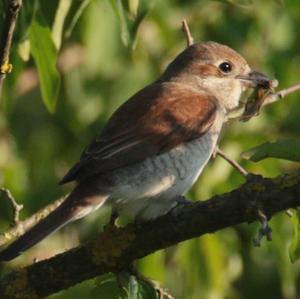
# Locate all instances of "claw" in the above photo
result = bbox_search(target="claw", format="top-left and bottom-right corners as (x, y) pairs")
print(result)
(170, 195), (193, 217)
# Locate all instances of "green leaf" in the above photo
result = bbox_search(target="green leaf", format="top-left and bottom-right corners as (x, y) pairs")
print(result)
(137, 281), (158, 299)
(128, 0), (139, 17)
(109, 0), (156, 48)
(128, 276), (139, 299)
(289, 211), (300, 263)
(16, 0), (37, 42)
(89, 277), (124, 299)
(241, 139), (300, 163)
(126, 275), (158, 299)
(52, 0), (72, 49)
(90, 275), (158, 299)
(109, 0), (130, 46)
(65, 0), (92, 38)
(29, 9), (61, 113)
(18, 39), (31, 61)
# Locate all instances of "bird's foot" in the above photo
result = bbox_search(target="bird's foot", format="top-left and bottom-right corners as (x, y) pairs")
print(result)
(170, 195), (193, 217)
(175, 195), (193, 206)
(253, 209), (272, 247)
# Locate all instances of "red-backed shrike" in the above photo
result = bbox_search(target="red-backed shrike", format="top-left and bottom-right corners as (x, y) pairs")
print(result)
(0, 41), (271, 261)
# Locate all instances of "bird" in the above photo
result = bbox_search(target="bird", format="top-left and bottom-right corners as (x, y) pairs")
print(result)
(0, 41), (271, 262)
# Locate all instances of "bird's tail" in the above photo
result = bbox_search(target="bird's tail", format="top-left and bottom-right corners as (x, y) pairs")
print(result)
(0, 183), (108, 262)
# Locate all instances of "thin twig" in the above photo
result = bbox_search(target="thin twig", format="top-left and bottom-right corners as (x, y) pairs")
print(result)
(214, 78), (300, 178)
(65, 0), (91, 38)
(215, 147), (249, 177)
(0, 188), (23, 226)
(227, 81), (300, 122)
(0, 0), (22, 93)
(182, 19), (194, 47)
(0, 196), (65, 247)
(264, 82), (300, 106)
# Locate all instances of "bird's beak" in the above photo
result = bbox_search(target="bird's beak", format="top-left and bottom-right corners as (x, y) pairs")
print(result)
(236, 71), (276, 89)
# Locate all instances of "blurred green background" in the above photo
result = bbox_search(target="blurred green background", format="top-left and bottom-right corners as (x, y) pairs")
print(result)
(1, 0), (300, 298)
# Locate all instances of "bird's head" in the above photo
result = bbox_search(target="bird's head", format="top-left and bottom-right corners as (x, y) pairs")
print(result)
(161, 41), (272, 113)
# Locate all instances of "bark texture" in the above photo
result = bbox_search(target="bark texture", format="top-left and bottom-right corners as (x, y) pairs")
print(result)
(1, 172), (300, 298)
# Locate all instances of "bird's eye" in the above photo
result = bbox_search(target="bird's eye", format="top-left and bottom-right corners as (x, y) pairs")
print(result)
(218, 62), (232, 73)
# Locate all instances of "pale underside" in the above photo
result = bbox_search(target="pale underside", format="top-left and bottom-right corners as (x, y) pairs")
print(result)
(107, 113), (224, 221)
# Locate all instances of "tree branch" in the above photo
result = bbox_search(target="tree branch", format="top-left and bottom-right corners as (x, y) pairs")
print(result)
(0, 17), (299, 299)
(0, 18), (296, 250)
(1, 173), (300, 298)
(0, 0), (22, 93)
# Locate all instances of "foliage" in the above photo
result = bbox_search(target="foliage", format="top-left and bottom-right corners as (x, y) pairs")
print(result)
(29, 9), (61, 112)
(289, 211), (300, 263)
(242, 139), (300, 163)
(1, 0), (300, 298)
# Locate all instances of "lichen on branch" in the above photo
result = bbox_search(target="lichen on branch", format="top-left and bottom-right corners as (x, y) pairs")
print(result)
(1, 173), (300, 298)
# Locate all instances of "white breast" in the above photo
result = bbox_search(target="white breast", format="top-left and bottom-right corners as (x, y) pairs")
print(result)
(109, 115), (223, 221)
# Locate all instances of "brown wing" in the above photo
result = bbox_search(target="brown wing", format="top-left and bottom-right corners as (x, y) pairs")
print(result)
(60, 82), (218, 184)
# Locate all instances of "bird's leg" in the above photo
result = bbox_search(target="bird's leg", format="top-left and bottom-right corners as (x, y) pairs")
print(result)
(253, 209), (272, 247)
(134, 196), (193, 226)
(169, 195), (193, 217)
(175, 195), (193, 206)
(214, 146), (249, 178)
